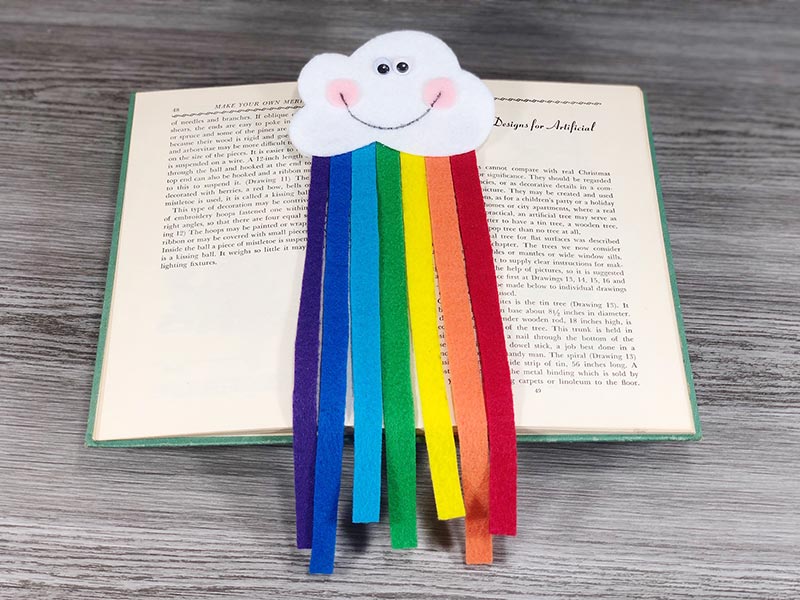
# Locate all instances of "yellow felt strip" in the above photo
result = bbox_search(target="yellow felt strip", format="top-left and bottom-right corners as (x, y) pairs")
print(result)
(399, 152), (465, 520)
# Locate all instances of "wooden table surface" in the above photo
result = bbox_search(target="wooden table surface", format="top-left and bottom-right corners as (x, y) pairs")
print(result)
(2, 1), (799, 598)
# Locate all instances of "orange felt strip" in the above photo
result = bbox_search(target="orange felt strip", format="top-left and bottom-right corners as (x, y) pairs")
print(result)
(425, 156), (492, 564)
(451, 151), (517, 536)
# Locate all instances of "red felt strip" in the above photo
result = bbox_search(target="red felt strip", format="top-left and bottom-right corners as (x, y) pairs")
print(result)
(450, 151), (517, 536)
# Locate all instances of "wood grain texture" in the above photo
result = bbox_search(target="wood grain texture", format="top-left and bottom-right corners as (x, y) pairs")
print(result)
(1, 1), (799, 597)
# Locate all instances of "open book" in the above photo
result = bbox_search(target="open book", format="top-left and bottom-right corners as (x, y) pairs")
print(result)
(86, 80), (700, 447)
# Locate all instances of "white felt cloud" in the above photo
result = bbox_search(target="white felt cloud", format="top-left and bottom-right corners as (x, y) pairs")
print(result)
(289, 31), (495, 157)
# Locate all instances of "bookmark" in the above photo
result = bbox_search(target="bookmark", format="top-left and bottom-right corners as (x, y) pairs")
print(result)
(350, 143), (383, 523)
(451, 150), (518, 536)
(291, 155), (329, 549)
(426, 156), (492, 563)
(309, 153), (352, 574)
(290, 30), (515, 571)
(400, 152), (464, 521)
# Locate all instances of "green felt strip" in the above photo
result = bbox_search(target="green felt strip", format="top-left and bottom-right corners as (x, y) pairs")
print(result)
(376, 143), (417, 549)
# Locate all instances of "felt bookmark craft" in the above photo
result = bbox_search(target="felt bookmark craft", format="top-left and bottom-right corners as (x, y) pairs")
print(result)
(425, 156), (492, 564)
(289, 31), (515, 571)
(291, 155), (329, 550)
(400, 152), (465, 521)
(350, 143), (383, 523)
(376, 143), (418, 549)
(451, 150), (518, 537)
(309, 153), (352, 575)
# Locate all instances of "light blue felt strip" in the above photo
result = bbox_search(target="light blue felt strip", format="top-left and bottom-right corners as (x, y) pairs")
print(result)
(309, 152), (352, 575)
(349, 143), (383, 523)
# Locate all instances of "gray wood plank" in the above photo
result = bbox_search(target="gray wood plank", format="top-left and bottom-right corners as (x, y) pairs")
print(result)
(1, 1), (799, 598)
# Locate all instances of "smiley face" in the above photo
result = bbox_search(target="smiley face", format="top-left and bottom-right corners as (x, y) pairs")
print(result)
(289, 31), (495, 157)
(325, 65), (457, 131)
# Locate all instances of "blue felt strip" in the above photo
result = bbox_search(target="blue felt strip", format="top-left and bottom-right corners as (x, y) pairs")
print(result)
(309, 152), (352, 575)
(292, 156), (329, 549)
(349, 144), (383, 523)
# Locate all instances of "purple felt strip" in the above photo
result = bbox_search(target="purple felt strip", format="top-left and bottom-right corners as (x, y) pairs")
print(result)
(292, 155), (330, 549)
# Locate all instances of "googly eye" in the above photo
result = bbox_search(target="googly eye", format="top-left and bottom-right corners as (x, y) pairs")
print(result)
(395, 61), (410, 74)
(374, 58), (391, 75)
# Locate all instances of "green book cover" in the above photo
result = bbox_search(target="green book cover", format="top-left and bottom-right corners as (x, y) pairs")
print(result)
(86, 83), (701, 448)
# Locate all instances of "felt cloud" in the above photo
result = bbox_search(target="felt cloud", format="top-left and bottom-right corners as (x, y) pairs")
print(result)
(289, 31), (495, 157)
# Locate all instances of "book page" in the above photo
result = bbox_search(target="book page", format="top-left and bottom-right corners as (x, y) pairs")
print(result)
(93, 80), (695, 441)
(95, 82), (305, 441)
(480, 81), (693, 434)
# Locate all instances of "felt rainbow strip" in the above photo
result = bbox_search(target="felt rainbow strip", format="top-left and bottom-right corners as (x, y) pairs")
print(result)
(292, 155), (329, 549)
(426, 156), (492, 563)
(400, 152), (465, 520)
(350, 144), (383, 523)
(451, 151), (518, 536)
(376, 144), (418, 549)
(309, 153), (351, 575)
(292, 145), (516, 573)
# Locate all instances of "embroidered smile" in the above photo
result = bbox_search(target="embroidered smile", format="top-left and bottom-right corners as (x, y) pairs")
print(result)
(341, 91), (442, 130)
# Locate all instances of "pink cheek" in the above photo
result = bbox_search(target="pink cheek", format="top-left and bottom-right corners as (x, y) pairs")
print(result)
(423, 77), (457, 109)
(326, 79), (360, 107)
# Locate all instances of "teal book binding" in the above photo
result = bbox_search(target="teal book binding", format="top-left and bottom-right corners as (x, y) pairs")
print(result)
(86, 87), (700, 448)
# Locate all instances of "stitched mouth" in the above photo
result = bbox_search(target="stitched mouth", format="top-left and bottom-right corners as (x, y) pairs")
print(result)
(341, 91), (442, 130)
